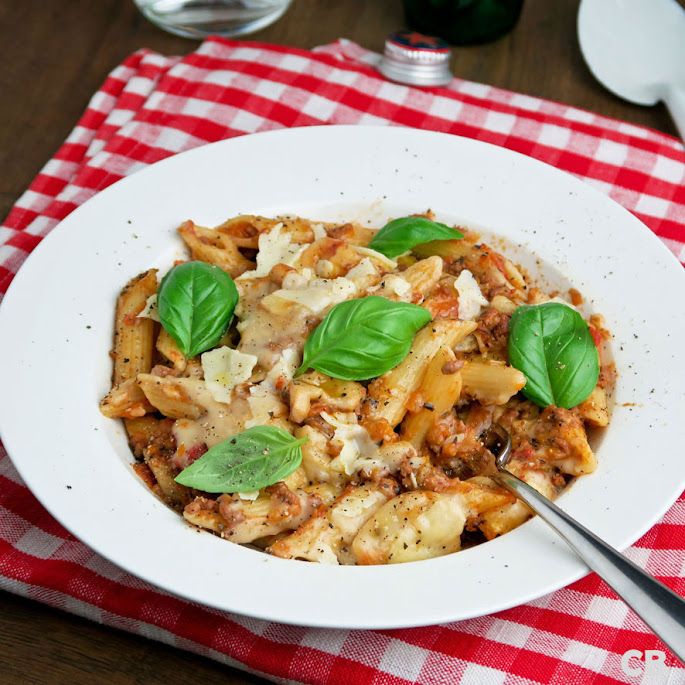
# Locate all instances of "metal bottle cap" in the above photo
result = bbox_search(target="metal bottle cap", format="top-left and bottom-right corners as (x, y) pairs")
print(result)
(378, 30), (453, 87)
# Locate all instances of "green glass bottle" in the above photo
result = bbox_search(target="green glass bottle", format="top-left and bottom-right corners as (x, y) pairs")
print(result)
(403, 0), (524, 46)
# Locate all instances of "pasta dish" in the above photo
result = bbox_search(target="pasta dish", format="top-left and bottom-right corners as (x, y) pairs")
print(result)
(100, 212), (610, 565)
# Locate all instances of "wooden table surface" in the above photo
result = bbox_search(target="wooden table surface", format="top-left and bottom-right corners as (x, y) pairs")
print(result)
(0, 1), (680, 683)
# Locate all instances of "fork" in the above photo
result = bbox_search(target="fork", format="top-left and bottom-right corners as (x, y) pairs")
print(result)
(483, 424), (685, 663)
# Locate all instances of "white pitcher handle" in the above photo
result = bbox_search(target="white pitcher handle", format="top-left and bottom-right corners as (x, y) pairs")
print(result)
(662, 83), (685, 144)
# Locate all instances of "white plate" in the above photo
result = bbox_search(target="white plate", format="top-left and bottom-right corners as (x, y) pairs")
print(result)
(1, 126), (684, 629)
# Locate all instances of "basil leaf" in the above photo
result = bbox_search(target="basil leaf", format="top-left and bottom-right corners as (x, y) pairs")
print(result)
(157, 261), (238, 358)
(296, 295), (431, 381)
(508, 303), (599, 409)
(367, 217), (464, 258)
(174, 426), (308, 493)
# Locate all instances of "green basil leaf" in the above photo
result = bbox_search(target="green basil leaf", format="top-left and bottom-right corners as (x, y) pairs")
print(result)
(508, 303), (600, 409)
(296, 295), (431, 381)
(157, 261), (238, 359)
(367, 217), (464, 258)
(174, 426), (308, 493)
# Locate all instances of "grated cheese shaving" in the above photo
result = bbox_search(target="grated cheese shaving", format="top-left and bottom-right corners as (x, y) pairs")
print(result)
(201, 346), (257, 404)
(454, 270), (489, 320)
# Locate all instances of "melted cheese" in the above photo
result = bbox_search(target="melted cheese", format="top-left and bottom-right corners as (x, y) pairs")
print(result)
(238, 223), (307, 279)
(454, 269), (489, 320)
(245, 385), (282, 429)
(388, 276), (411, 297)
(312, 223), (328, 241)
(201, 347), (257, 404)
(321, 412), (379, 476)
(369, 274), (412, 300)
(281, 267), (314, 290)
(238, 490), (260, 501)
(172, 380), (250, 449)
(245, 349), (298, 429)
(271, 276), (357, 313)
(237, 298), (311, 370)
(264, 348), (299, 390)
(352, 245), (398, 271)
(345, 258), (376, 280)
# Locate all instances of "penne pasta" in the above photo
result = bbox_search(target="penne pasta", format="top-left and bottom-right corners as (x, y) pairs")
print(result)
(489, 294), (518, 315)
(145, 453), (193, 508)
(577, 386), (609, 427)
(185, 483), (321, 544)
(412, 238), (472, 260)
(289, 372), (365, 424)
(269, 483), (396, 564)
(363, 319), (477, 428)
(113, 269), (157, 385)
(298, 237), (362, 275)
(156, 328), (186, 372)
(372, 255), (443, 303)
(99, 378), (155, 419)
(101, 212), (611, 566)
(137, 374), (204, 420)
(214, 214), (281, 249)
(400, 346), (463, 447)
(297, 425), (347, 487)
(354, 479), (516, 564)
(460, 360), (526, 406)
(178, 220), (254, 277)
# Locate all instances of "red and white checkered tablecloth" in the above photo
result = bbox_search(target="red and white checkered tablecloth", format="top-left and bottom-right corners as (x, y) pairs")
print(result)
(1, 37), (684, 685)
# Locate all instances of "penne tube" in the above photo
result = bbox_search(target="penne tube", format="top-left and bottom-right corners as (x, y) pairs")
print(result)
(178, 220), (253, 277)
(113, 270), (157, 384)
(278, 215), (329, 244)
(214, 214), (282, 249)
(156, 327), (186, 372)
(185, 484), (321, 544)
(373, 255), (443, 303)
(337, 222), (376, 245)
(137, 373), (203, 419)
(577, 386), (609, 427)
(269, 484), (395, 564)
(501, 258), (527, 289)
(99, 378), (155, 419)
(400, 346), (463, 447)
(283, 466), (308, 491)
(297, 425), (347, 487)
(297, 237), (361, 274)
(182, 497), (227, 534)
(479, 501), (532, 540)
(145, 454), (192, 508)
(302, 482), (344, 507)
(489, 294), (518, 315)
(353, 490), (465, 564)
(124, 415), (170, 458)
(460, 360), (526, 406)
(412, 238), (472, 260)
(363, 319), (477, 428)
(475, 469), (554, 540)
(399, 255), (443, 298)
(289, 372), (365, 424)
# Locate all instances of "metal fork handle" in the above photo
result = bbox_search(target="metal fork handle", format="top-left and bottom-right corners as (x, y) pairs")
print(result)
(494, 469), (685, 663)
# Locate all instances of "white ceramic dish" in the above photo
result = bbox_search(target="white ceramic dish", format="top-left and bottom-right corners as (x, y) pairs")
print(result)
(1, 126), (684, 629)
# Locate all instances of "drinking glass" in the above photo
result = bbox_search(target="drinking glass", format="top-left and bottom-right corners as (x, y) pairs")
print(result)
(134, 0), (293, 39)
